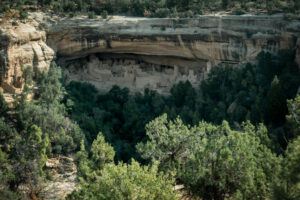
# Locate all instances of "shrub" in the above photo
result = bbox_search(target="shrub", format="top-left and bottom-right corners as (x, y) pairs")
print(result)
(153, 8), (170, 18)
(12, 21), (18, 26)
(233, 6), (246, 15)
(38, 22), (46, 30)
(19, 10), (28, 19)
(137, 115), (280, 199)
(101, 10), (108, 19)
(67, 160), (178, 200)
(69, 12), (75, 18)
(88, 11), (96, 19)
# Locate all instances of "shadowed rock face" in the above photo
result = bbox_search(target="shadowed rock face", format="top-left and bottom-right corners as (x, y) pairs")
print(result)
(47, 14), (300, 93)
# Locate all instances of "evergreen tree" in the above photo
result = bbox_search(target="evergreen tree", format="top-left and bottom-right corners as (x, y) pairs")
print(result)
(273, 136), (300, 200)
(138, 115), (280, 200)
(285, 95), (300, 142)
(67, 159), (178, 200)
(91, 132), (115, 169)
(264, 76), (287, 126)
(13, 125), (49, 198)
(0, 93), (8, 117)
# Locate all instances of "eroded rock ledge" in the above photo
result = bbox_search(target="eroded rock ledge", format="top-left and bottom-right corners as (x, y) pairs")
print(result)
(48, 14), (300, 93)
(0, 18), (54, 94)
(1, 14), (300, 94)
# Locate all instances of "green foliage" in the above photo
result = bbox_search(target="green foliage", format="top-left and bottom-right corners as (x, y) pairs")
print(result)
(37, 62), (64, 106)
(88, 11), (96, 19)
(274, 136), (300, 200)
(0, 148), (17, 199)
(19, 9), (28, 19)
(15, 125), (49, 177)
(0, 93), (8, 116)
(67, 159), (178, 200)
(200, 51), (299, 151)
(22, 66), (34, 85)
(153, 8), (170, 18)
(136, 114), (199, 171)
(76, 132), (115, 181)
(2, 0), (296, 19)
(273, 95), (300, 200)
(7, 125), (50, 197)
(282, 136), (300, 199)
(101, 10), (108, 19)
(76, 140), (92, 181)
(91, 133), (115, 169)
(0, 62), (86, 197)
(64, 51), (299, 162)
(264, 76), (287, 126)
(138, 114), (280, 199)
(12, 20), (19, 26)
(26, 64), (83, 154)
(285, 95), (300, 141)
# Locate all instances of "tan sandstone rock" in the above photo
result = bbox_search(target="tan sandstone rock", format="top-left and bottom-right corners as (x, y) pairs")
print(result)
(47, 14), (300, 93)
(0, 20), (54, 94)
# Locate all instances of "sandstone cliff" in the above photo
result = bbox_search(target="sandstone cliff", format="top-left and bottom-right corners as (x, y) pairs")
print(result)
(47, 14), (300, 93)
(48, 15), (300, 65)
(1, 13), (299, 94)
(0, 17), (54, 94)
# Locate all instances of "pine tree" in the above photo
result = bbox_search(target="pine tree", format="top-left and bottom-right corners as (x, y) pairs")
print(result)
(91, 132), (115, 170)
(264, 76), (287, 126)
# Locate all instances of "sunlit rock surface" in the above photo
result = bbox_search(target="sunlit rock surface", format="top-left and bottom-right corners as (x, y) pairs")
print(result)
(40, 156), (77, 200)
(0, 17), (54, 93)
(48, 14), (300, 93)
(1, 13), (299, 94)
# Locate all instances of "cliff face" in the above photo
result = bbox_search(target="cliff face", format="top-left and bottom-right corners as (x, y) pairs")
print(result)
(1, 14), (299, 94)
(48, 15), (300, 64)
(0, 19), (54, 93)
(47, 14), (300, 93)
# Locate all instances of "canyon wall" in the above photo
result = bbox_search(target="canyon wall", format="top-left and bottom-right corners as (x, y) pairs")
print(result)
(47, 14), (300, 93)
(1, 13), (300, 94)
(0, 17), (54, 94)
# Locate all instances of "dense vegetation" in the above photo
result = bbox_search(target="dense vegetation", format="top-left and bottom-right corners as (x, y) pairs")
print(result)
(64, 51), (299, 162)
(0, 49), (299, 199)
(1, 0), (299, 19)
(0, 64), (85, 198)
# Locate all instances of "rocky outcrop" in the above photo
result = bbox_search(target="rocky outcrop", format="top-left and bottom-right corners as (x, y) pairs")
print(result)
(0, 18), (54, 94)
(40, 156), (77, 200)
(1, 14), (300, 94)
(47, 14), (300, 93)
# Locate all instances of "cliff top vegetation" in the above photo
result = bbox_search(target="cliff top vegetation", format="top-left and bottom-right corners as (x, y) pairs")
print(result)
(0, 0), (299, 20)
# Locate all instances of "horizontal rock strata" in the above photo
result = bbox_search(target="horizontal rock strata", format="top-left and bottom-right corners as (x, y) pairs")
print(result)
(48, 14), (300, 93)
(0, 20), (54, 93)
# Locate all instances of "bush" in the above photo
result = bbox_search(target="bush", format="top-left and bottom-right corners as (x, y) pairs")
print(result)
(19, 10), (28, 19)
(12, 21), (18, 26)
(67, 160), (178, 200)
(88, 11), (96, 19)
(0, 5), (9, 13)
(101, 10), (108, 19)
(153, 8), (170, 18)
(38, 22), (46, 30)
(274, 136), (300, 199)
(69, 12), (75, 18)
(233, 6), (246, 15)
(138, 115), (280, 199)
